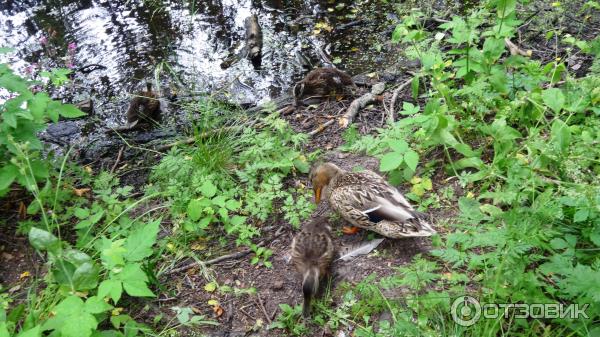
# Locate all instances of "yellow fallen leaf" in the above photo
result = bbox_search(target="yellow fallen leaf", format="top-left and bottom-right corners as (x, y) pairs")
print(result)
(467, 191), (475, 199)
(19, 271), (30, 280)
(207, 299), (219, 306)
(204, 282), (217, 292)
(410, 176), (422, 184)
(84, 166), (93, 174)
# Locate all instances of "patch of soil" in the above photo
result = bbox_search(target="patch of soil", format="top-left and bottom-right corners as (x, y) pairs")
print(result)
(0, 196), (42, 308)
(155, 150), (448, 336)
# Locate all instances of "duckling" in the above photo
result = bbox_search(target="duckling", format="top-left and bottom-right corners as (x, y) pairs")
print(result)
(291, 217), (335, 317)
(126, 82), (161, 129)
(293, 67), (355, 108)
(309, 162), (436, 238)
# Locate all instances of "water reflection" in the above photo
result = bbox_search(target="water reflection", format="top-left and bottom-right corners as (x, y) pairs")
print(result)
(0, 0), (393, 125)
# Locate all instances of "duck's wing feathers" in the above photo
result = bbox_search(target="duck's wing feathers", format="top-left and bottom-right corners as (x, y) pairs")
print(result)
(332, 170), (431, 224)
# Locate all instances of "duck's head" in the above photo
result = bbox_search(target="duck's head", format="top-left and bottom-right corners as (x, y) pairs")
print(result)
(309, 162), (342, 204)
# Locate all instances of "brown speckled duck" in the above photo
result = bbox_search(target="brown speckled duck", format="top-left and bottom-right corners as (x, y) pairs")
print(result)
(290, 217), (335, 317)
(293, 67), (355, 107)
(309, 162), (436, 238)
(126, 82), (161, 128)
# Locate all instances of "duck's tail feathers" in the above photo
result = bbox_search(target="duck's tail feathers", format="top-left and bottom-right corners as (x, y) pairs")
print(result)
(410, 211), (436, 236)
(302, 266), (319, 317)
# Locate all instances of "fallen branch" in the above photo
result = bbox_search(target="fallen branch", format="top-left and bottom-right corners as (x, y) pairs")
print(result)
(308, 119), (335, 136)
(110, 146), (124, 174)
(165, 250), (251, 275)
(339, 82), (386, 128)
(388, 78), (413, 124)
(505, 38), (532, 57)
(165, 230), (285, 275)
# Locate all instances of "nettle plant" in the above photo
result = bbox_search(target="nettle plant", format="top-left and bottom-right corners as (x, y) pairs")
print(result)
(328, 0), (600, 335)
(0, 60), (85, 197)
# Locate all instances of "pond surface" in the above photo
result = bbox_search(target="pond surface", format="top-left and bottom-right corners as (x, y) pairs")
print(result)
(1, 0), (396, 127)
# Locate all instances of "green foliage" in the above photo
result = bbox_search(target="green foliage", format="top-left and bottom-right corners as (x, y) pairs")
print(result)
(299, 1), (600, 336)
(0, 63), (85, 197)
(150, 110), (314, 247)
(271, 304), (309, 336)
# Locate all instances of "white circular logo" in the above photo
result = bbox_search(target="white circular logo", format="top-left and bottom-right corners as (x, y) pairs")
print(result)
(451, 295), (481, 327)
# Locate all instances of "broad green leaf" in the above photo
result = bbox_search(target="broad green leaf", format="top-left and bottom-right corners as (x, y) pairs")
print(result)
(496, 0), (517, 18)
(98, 279), (123, 304)
(388, 139), (408, 153)
(58, 104), (86, 118)
(200, 181), (217, 198)
(211, 195), (227, 208)
(187, 199), (203, 221)
(29, 160), (48, 179)
(42, 296), (97, 337)
(119, 264), (154, 297)
(404, 150), (419, 172)
(550, 238), (568, 250)
(542, 88), (565, 113)
(225, 199), (241, 211)
(28, 93), (49, 120)
(573, 209), (589, 223)
(0, 164), (18, 191)
(72, 262), (99, 290)
(551, 119), (571, 153)
(28, 227), (58, 251)
(124, 219), (160, 262)
(100, 238), (127, 270)
(379, 152), (403, 172)
(84, 296), (113, 314)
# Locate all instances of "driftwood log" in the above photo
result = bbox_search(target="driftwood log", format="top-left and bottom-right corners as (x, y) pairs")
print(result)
(339, 82), (386, 128)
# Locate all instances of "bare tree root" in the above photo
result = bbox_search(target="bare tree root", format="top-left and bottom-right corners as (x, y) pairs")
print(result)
(339, 82), (386, 128)
(388, 78), (413, 124)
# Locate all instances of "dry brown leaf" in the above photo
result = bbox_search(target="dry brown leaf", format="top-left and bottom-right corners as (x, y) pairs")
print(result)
(213, 305), (224, 318)
(73, 188), (91, 197)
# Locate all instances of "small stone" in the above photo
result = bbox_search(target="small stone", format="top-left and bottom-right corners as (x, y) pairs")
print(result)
(272, 280), (284, 290)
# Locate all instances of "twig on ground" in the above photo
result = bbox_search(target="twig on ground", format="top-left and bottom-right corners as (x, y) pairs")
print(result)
(388, 78), (413, 124)
(165, 250), (251, 275)
(256, 292), (272, 325)
(339, 82), (386, 128)
(308, 119), (335, 136)
(165, 231), (286, 275)
(505, 38), (532, 57)
(110, 146), (124, 174)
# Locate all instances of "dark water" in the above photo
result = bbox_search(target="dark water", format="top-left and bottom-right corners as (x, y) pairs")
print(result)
(0, 0), (395, 129)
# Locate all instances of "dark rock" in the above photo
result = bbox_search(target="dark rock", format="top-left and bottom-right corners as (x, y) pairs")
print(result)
(47, 121), (80, 138)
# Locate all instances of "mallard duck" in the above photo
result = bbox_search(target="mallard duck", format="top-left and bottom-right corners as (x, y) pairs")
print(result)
(293, 67), (355, 108)
(126, 82), (161, 129)
(290, 217), (335, 317)
(309, 162), (436, 238)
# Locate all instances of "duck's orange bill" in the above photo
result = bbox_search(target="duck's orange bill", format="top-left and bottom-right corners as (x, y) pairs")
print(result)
(314, 187), (322, 204)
